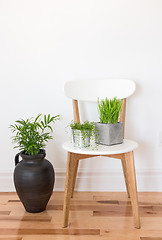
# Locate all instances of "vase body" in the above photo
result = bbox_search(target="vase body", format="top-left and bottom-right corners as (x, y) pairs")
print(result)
(95, 122), (123, 146)
(14, 150), (55, 213)
(72, 129), (90, 148)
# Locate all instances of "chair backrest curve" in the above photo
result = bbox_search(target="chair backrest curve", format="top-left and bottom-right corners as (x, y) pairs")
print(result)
(64, 79), (136, 102)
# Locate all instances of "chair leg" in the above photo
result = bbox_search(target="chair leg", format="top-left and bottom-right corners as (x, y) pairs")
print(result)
(125, 151), (141, 229)
(62, 152), (76, 228)
(121, 156), (130, 198)
(71, 159), (79, 198)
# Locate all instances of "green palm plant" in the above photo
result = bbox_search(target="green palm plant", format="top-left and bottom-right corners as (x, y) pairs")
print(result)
(10, 114), (60, 155)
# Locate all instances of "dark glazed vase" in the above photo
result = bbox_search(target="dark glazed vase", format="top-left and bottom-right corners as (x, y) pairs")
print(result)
(14, 149), (55, 213)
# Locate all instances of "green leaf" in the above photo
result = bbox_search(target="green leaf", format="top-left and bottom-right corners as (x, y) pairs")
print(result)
(35, 114), (41, 122)
(44, 115), (47, 125)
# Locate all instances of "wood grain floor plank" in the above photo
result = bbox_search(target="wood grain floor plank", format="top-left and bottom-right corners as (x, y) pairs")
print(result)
(0, 211), (10, 215)
(0, 222), (62, 229)
(140, 238), (162, 240)
(22, 236), (111, 240)
(0, 216), (52, 221)
(93, 205), (162, 217)
(2, 192), (162, 239)
(100, 229), (141, 239)
(0, 228), (100, 235)
(0, 192), (17, 195)
(47, 204), (162, 217)
(96, 199), (162, 206)
(8, 199), (21, 202)
(97, 200), (119, 204)
(94, 192), (162, 203)
(93, 192), (129, 201)
(50, 192), (94, 201)
(0, 238), (22, 240)
(49, 199), (162, 207)
(0, 200), (8, 205)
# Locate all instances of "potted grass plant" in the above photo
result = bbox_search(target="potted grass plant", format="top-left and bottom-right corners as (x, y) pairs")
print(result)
(95, 97), (123, 146)
(70, 121), (97, 148)
(10, 114), (60, 213)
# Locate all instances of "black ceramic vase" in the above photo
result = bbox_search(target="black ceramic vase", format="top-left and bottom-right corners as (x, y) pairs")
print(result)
(14, 149), (55, 213)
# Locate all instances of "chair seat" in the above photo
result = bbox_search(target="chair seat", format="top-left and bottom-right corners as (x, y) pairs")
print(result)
(63, 139), (138, 155)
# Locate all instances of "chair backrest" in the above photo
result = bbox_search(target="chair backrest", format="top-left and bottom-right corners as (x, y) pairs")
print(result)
(64, 79), (136, 136)
(64, 79), (136, 102)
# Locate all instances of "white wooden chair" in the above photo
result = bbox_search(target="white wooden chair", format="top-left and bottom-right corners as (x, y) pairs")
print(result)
(62, 79), (141, 229)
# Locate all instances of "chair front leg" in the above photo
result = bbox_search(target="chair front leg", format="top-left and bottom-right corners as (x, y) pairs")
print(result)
(125, 151), (141, 229)
(71, 158), (79, 198)
(121, 155), (130, 198)
(63, 152), (76, 228)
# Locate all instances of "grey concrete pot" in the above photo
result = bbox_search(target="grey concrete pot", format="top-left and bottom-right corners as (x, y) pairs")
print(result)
(95, 122), (123, 146)
(72, 129), (90, 148)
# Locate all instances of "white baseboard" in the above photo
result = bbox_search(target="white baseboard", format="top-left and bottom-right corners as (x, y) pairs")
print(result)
(1, 168), (162, 192)
(0, 171), (15, 192)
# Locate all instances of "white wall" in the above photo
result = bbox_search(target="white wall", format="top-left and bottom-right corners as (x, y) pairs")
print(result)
(0, 0), (162, 191)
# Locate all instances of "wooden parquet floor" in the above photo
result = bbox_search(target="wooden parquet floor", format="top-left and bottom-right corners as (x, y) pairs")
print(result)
(0, 192), (162, 239)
